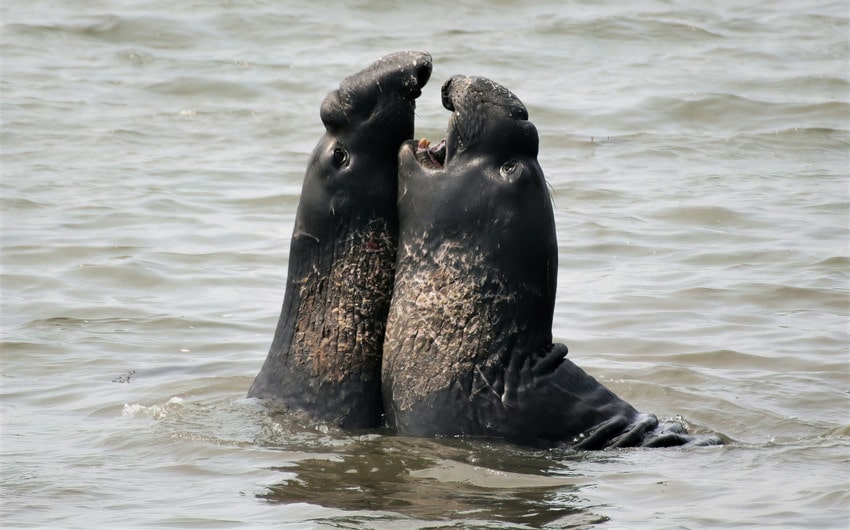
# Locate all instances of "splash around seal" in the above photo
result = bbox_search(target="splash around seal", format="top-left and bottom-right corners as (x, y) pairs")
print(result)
(383, 75), (721, 448)
(248, 51), (432, 429)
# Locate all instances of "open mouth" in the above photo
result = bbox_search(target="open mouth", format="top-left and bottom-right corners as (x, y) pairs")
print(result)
(414, 137), (447, 169)
(410, 75), (458, 171)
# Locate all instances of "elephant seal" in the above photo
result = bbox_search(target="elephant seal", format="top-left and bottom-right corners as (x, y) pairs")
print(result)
(248, 51), (433, 428)
(382, 75), (720, 448)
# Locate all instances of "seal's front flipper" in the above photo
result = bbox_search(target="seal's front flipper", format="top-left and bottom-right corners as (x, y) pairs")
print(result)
(572, 415), (632, 450)
(606, 413), (660, 448)
(571, 411), (723, 450)
(643, 426), (723, 448)
(639, 418), (723, 447)
(683, 434), (723, 447)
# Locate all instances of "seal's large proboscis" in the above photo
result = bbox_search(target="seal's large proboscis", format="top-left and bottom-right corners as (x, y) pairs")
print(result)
(382, 75), (721, 448)
(248, 51), (433, 428)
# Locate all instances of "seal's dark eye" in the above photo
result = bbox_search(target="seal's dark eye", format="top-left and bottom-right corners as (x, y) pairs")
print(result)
(332, 147), (349, 168)
(500, 161), (518, 177)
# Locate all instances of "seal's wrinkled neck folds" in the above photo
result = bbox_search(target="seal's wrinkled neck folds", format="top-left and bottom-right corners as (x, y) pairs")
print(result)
(290, 220), (397, 382)
(384, 240), (520, 411)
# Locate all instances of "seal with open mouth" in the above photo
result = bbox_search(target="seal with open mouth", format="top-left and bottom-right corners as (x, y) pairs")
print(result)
(382, 75), (720, 448)
(248, 51), (432, 428)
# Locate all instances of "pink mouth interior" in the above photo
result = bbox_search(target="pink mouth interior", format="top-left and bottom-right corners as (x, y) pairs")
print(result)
(415, 137), (447, 168)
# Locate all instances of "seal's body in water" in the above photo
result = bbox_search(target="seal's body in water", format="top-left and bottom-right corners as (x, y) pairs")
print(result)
(382, 75), (720, 448)
(248, 52), (432, 428)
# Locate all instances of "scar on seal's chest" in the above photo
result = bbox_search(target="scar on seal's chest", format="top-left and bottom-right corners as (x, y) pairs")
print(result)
(292, 224), (397, 381)
(365, 239), (383, 252)
(384, 244), (514, 409)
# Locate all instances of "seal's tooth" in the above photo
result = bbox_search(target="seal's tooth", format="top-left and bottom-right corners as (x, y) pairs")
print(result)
(418, 138), (431, 150)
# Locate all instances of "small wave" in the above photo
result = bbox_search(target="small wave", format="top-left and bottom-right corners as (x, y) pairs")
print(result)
(0, 197), (52, 210)
(5, 14), (216, 50)
(821, 424), (850, 438)
(810, 256), (850, 269)
(145, 77), (262, 99)
(731, 283), (850, 311)
(649, 204), (750, 227)
(663, 348), (800, 370)
(641, 94), (850, 133)
(538, 14), (724, 42)
(706, 127), (850, 160)
(729, 74), (850, 102)
(122, 396), (185, 419)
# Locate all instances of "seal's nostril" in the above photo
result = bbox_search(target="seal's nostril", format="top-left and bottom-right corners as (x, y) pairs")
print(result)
(416, 59), (432, 88)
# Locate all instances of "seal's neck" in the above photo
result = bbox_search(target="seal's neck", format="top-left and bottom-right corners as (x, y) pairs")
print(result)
(272, 220), (397, 381)
(383, 240), (551, 411)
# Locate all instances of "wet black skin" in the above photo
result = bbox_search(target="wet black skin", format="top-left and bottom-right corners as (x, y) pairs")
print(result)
(382, 75), (721, 448)
(248, 52), (432, 428)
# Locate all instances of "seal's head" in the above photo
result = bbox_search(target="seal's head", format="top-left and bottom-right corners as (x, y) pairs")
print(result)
(297, 51), (433, 236)
(320, 51), (432, 146)
(396, 75), (557, 342)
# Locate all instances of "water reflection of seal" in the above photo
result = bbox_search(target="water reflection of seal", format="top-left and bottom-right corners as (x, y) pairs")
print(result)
(248, 52), (432, 428)
(382, 75), (720, 448)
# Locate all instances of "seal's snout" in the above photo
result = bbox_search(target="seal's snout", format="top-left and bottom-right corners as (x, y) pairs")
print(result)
(415, 56), (432, 89)
(440, 75), (465, 111)
(441, 77), (456, 111)
(322, 51), (431, 132)
(404, 52), (432, 99)
(378, 51), (432, 100)
(440, 75), (528, 121)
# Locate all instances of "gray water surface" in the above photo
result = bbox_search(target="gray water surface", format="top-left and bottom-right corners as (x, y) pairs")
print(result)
(2, 1), (849, 528)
